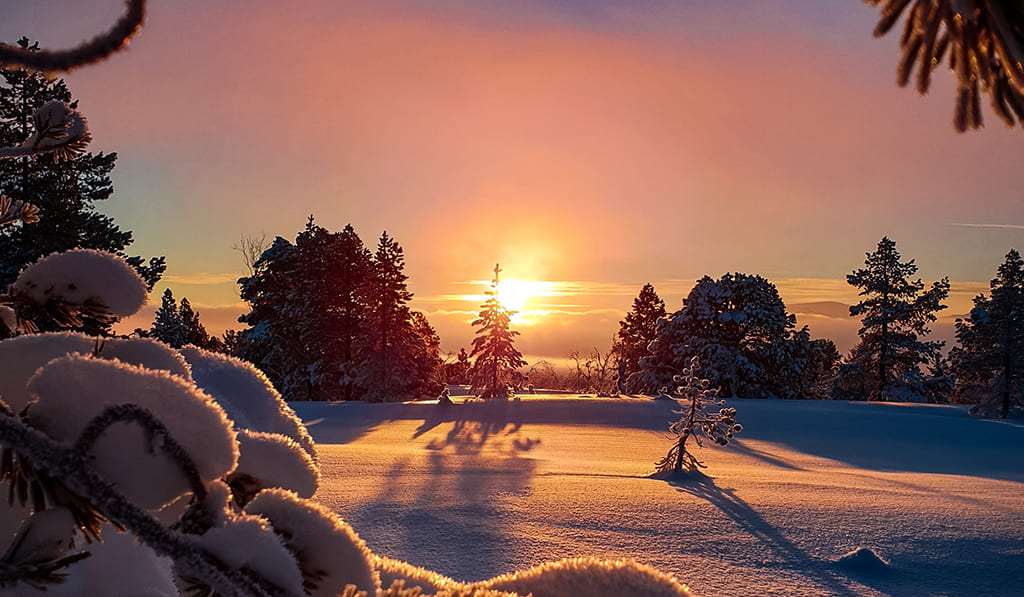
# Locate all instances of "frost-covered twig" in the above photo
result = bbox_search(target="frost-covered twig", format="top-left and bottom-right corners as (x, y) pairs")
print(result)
(0, 2), (145, 72)
(656, 356), (741, 474)
(0, 410), (298, 596)
(74, 403), (208, 502)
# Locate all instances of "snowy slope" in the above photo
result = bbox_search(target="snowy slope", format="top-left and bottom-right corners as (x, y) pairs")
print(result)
(294, 397), (1024, 597)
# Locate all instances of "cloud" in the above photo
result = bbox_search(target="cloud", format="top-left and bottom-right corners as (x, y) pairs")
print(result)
(162, 273), (242, 285)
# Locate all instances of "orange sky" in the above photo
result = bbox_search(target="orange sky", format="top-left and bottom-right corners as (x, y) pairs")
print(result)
(3, 1), (1022, 361)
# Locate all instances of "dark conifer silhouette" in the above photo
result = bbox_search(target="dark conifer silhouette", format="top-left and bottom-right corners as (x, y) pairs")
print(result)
(617, 283), (666, 393)
(839, 237), (950, 402)
(951, 249), (1024, 418)
(468, 264), (526, 399)
(0, 43), (165, 301)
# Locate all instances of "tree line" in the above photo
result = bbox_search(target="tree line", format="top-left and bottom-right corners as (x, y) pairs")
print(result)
(615, 237), (1024, 419)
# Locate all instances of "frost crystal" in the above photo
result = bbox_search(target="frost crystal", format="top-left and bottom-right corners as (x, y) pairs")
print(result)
(246, 489), (377, 596)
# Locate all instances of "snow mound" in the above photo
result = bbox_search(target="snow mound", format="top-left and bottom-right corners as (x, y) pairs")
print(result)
(26, 356), (238, 510)
(0, 333), (192, 412)
(472, 557), (692, 597)
(834, 547), (891, 574)
(0, 332), (94, 411)
(99, 337), (192, 381)
(12, 249), (147, 317)
(232, 430), (319, 499)
(375, 555), (463, 594)
(245, 488), (377, 597)
(179, 346), (317, 462)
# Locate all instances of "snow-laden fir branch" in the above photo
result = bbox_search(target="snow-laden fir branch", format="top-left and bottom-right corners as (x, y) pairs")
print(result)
(0, 100), (91, 161)
(0, 408), (299, 596)
(0, 1), (145, 72)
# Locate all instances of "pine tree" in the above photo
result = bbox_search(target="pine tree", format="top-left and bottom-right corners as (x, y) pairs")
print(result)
(468, 264), (526, 399)
(150, 288), (185, 348)
(178, 297), (211, 348)
(0, 39), (165, 301)
(410, 310), (444, 397)
(951, 249), (1024, 418)
(238, 219), (376, 401)
(634, 273), (798, 398)
(655, 356), (742, 475)
(838, 237), (950, 402)
(617, 283), (666, 393)
(358, 232), (421, 402)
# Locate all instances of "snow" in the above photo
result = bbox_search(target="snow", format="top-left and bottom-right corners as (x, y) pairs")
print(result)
(0, 333), (192, 412)
(245, 488), (378, 597)
(294, 396), (1024, 597)
(179, 346), (317, 462)
(25, 356), (238, 510)
(12, 249), (147, 317)
(234, 429), (320, 499)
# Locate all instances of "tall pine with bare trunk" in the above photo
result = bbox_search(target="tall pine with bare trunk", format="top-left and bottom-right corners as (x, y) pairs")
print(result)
(838, 237), (949, 402)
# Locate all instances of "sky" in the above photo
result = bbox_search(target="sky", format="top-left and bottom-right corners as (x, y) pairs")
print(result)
(2, 0), (1022, 364)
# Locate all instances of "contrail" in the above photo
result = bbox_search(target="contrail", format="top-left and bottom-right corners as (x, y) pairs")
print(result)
(948, 223), (1024, 230)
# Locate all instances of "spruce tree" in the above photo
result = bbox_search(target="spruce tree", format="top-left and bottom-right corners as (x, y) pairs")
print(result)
(951, 249), (1024, 418)
(238, 218), (373, 401)
(0, 39), (165, 298)
(468, 264), (526, 399)
(358, 231), (421, 402)
(838, 237), (950, 401)
(617, 283), (666, 393)
(150, 288), (185, 348)
(178, 297), (211, 348)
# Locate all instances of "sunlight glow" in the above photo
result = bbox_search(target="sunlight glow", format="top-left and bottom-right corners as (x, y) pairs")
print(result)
(495, 278), (550, 312)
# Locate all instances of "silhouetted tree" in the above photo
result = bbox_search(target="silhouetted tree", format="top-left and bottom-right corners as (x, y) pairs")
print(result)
(238, 219), (375, 400)
(617, 283), (666, 393)
(468, 264), (526, 399)
(358, 232), (422, 402)
(0, 40), (165, 308)
(150, 288), (185, 347)
(951, 249), (1024, 418)
(838, 237), (950, 402)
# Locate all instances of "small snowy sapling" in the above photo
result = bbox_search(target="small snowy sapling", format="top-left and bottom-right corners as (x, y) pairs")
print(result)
(656, 356), (742, 474)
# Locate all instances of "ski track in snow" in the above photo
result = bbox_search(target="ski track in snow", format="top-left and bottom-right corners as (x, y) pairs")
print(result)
(294, 397), (1024, 597)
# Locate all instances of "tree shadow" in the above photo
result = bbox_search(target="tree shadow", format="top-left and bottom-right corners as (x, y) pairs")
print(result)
(417, 399), (538, 456)
(728, 439), (805, 471)
(660, 473), (868, 597)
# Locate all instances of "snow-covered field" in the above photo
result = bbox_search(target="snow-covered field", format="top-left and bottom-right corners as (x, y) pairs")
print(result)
(294, 397), (1024, 597)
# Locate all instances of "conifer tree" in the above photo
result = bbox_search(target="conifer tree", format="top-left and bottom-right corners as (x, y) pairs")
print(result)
(239, 219), (375, 401)
(0, 39), (165, 298)
(617, 283), (666, 393)
(838, 237), (950, 402)
(656, 356), (742, 474)
(951, 249), (1024, 418)
(635, 273), (798, 398)
(150, 288), (185, 348)
(358, 232), (421, 402)
(468, 264), (526, 399)
(178, 297), (212, 348)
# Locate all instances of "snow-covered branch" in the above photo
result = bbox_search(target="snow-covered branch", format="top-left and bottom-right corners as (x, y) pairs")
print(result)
(0, 2), (145, 72)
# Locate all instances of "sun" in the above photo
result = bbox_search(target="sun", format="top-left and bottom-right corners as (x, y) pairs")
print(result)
(495, 278), (537, 312)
